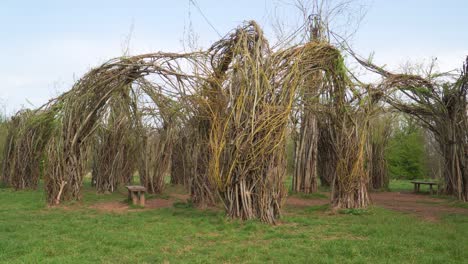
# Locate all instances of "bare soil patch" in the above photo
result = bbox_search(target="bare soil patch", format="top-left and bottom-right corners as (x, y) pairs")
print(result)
(371, 191), (468, 221)
(90, 201), (129, 213)
(90, 198), (175, 213)
(285, 196), (328, 207)
(170, 193), (190, 201)
(88, 190), (467, 221)
(284, 191), (467, 222)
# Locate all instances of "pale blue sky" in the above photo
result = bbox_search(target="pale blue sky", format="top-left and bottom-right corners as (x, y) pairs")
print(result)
(0, 0), (467, 114)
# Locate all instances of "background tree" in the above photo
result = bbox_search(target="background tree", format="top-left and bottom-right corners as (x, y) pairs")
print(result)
(386, 116), (427, 180)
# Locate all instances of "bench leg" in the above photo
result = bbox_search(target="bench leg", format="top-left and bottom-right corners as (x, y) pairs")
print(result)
(131, 192), (138, 205)
(140, 192), (145, 207)
(429, 185), (433, 195)
(414, 183), (417, 193)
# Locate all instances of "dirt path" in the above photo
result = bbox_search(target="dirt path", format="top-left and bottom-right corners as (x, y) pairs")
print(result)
(90, 193), (190, 213)
(89, 190), (467, 221)
(371, 192), (468, 221)
(90, 198), (175, 213)
(285, 196), (329, 207)
(284, 191), (468, 221)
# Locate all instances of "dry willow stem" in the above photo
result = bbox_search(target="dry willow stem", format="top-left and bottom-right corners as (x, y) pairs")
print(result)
(91, 85), (138, 193)
(170, 130), (191, 187)
(171, 121), (203, 191)
(187, 118), (217, 207)
(287, 35), (374, 209)
(1, 109), (56, 190)
(298, 48), (374, 209)
(200, 21), (291, 223)
(292, 75), (320, 194)
(291, 15), (326, 194)
(136, 80), (185, 195)
(367, 112), (392, 190)
(317, 117), (336, 187)
(330, 101), (373, 209)
(138, 126), (174, 194)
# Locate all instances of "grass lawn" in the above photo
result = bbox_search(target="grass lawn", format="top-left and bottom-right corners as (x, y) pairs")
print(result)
(0, 181), (467, 263)
(389, 179), (436, 193)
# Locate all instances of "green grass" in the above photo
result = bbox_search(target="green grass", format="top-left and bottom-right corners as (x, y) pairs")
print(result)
(389, 179), (440, 193)
(0, 183), (467, 263)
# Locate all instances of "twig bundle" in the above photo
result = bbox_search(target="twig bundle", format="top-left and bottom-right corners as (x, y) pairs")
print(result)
(367, 111), (392, 190)
(200, 22), (291, 223)
(91, 85), (138, 193)
(138, 126), (175, 194)
(2, 109), (57, 190)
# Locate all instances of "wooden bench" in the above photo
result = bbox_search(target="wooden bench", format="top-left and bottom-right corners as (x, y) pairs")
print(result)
(126, 186), (147, 206)
(411, 181), (439, 195)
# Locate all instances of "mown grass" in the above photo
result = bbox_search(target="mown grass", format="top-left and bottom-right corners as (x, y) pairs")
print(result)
(389, 179), (440, 193)
(0, 181), (467, 263)
(389, 179), (468, 208)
